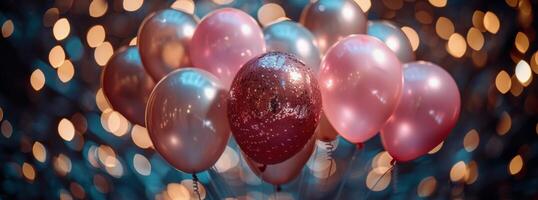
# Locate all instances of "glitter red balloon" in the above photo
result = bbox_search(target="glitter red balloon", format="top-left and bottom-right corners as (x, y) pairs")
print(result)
(228, 52), (322, 165)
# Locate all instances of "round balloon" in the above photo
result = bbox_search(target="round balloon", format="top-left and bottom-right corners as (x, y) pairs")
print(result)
(300, 0), (367, 54)
(138, 9), (198, 81)
(102, 46), (155, 126)
(146, 68), (230, 173)
(190, 8), (265, 89)
(319, 35), (403, 144)
(228, 52), (322, 165)
(367, 20), (415, 63)
(244, 137), (315, 185)
(264, 20), (321, 74)
(381, 61), (461, 162)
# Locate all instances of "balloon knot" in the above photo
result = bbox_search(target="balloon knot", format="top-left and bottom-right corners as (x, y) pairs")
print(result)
(355, 143), (364, 149)
(390, 159), (396, 166)
(259, 164), (267, 172)
(276, 185), (282, 192)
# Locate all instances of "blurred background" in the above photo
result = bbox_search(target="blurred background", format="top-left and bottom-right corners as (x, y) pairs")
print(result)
(0, 0), (537, 199)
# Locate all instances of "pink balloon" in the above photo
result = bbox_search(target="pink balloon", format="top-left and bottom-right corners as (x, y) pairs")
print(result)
(381, 61), (461, 162)
(190, 8), (265, 89)
(319, 35), (403, 144)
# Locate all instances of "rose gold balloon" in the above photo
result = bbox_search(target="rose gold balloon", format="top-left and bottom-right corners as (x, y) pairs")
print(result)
(367, 20), (415, 63)
(319, 35), (403, 144)
(300, 0), (368, 54)
(381, 61), (461, 162)
(244, 138), (315, 185)
(190, 8), (266, 89)
(101, 47), (155, 126)
(316, 113), (338, 142)
(138, 9), (198, 81)
(146, 68), (230, 173)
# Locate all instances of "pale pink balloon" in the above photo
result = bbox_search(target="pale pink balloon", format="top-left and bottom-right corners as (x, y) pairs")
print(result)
(381, 61), (461, 162)
(319, 34), (403, 144)
(190, 8), (265, 89)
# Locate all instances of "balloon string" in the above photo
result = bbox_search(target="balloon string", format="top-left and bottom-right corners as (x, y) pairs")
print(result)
(209, 166), (236, 198)
(299, 145), (319, 200)
(392, 162), (398, 195)
(365, 159), (396, 200)
(192, 173), (202, 200)
(334, 143), (363, 199)
(325, 141), (335, 184)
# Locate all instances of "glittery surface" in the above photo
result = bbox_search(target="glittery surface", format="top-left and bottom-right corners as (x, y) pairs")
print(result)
(228, 52), (322, 165)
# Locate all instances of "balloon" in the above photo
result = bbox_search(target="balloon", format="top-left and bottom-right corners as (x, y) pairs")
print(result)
(190, 8), (266, 89)
(381, 61), (461, 162)
(244, 137), (315, 185)
(367, 20), (415, 63)
(316, 113), (338, 142)
(264, 20), (321, 74)
(300, 0), (367, 54)
(146, 68), (230, 173)
(319, 35), (403, 144)
(228, 52), (322, 165)
(138, 9), (198, 81)
(101, 47), (155, 126)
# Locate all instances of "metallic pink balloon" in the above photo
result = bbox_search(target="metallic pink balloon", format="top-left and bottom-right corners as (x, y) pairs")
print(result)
(319, 35), (403, 144)
(146, 68), (230, 173)
(102, 47), (155, 126)
(381, 61), (461, 162)
(190, 8), (266, 89)
(138, 9), (198, 81)
(300, 0), (368, 54)
(367, 20), (415, 63)
(244, 137), (315, 185)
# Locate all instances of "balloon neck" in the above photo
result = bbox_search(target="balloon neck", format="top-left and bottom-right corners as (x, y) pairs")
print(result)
(276, 185), (282, 192)
(192, 173), (199, 181)
(259, 164), (267, 173)
(390, 159), (396, 166)
(355, 143), (364, 149)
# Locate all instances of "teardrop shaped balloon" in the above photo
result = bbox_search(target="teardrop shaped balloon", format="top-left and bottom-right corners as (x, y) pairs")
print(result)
(138, 9), (198, 81)
(367, 20), (415, 63)
(264, 20), (321, 74)
(101, 46), (155, 126)
(300, 0), (367, 54)
(190, 8), (266, 89)
(244, 137), (315, 185)
(381, 61), (461, 162)
(228, 52), (322, 165)
(146, 68), (230, 173)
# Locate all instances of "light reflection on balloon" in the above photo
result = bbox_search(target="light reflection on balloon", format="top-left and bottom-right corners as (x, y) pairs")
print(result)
(138, 9), (198, 81)
(300, 0), (367, 54)
(367, 20), (415, 63)
(190, 8), (265, 89)
(264, 20), (321, 74)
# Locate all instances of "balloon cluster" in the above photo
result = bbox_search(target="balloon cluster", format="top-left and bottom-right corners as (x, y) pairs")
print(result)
(101, 0), (461, 192)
